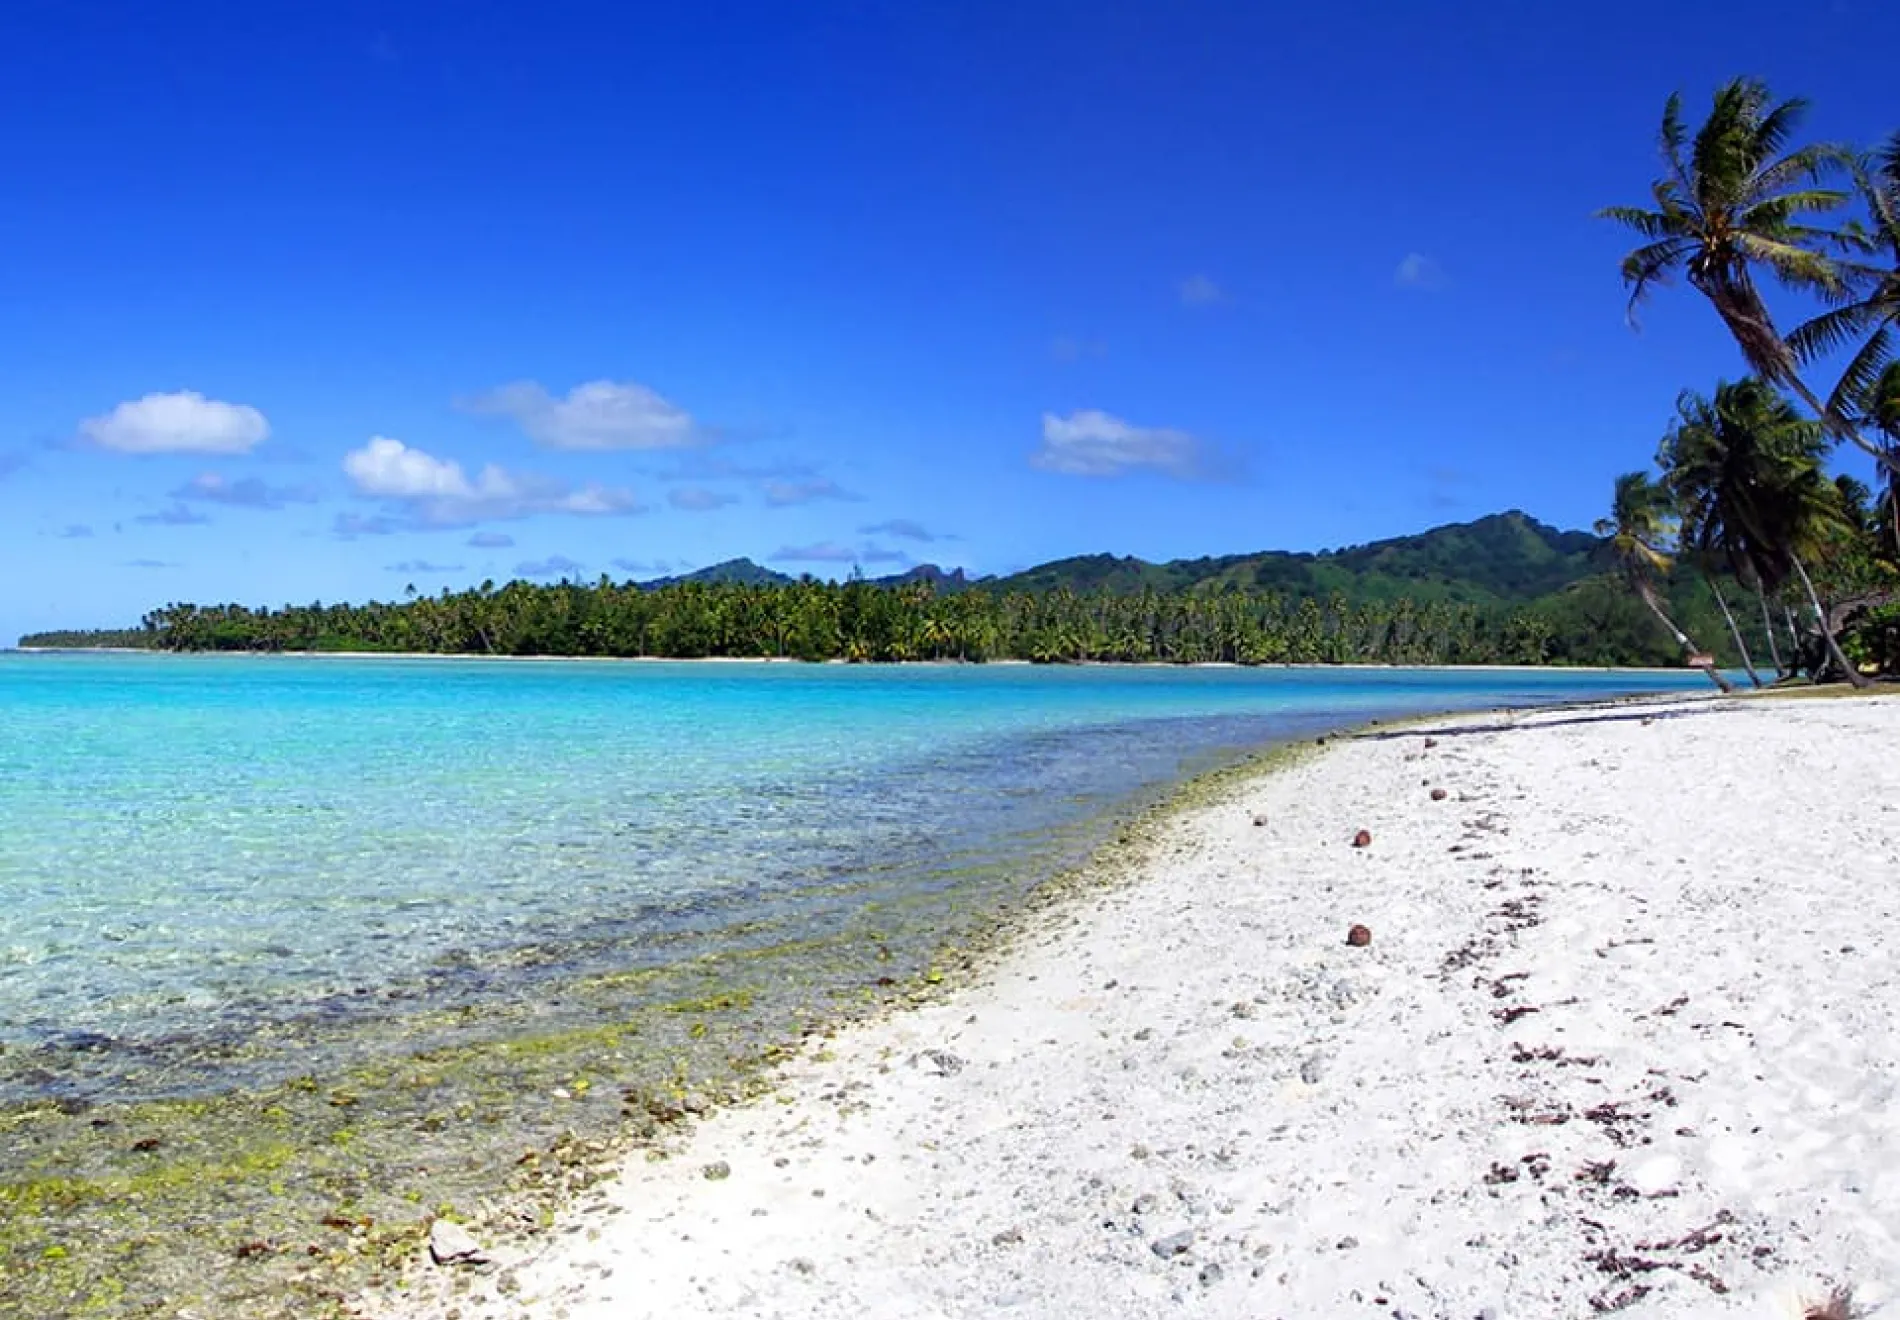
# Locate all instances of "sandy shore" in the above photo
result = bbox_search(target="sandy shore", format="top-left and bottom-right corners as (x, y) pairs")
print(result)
(364, 692), (1899, 1320)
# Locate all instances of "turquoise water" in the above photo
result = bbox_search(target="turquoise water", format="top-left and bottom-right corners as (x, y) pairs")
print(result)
(0, 654), (1709, 1106)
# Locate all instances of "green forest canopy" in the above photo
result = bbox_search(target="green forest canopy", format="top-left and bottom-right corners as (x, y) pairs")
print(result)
(16, 511), (1792, 669)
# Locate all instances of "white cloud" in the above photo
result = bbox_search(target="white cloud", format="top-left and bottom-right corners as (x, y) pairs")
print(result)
(859, 519), (948, 543)
(1033, 410), (1205, 479)
(668, 486), (737, 512)
(80, 391), (269, 455)
(1394, 252), (1448, 290)
(1177, 274), (1226, 306)
(517, 555), (586, 578)
(135, 502), (213, 527)
(771, 541), (909, 566)
(466, 531), (515, 549)
(387, 560), (463, 574)
(763, 478), (861, 507)
(465, 380), (697, 450)
(341, 436), (641, 526)
(173, 472), (319, 509)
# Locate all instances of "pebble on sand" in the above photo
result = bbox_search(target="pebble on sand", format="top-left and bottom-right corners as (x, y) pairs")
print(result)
(1351, 829), (1373, 848)
(1430, 787), (1449, 801)
(428, 1219), (490, 1268)
(1151, 1229), (1196, 1259)
(1346, 924), (1372, 947)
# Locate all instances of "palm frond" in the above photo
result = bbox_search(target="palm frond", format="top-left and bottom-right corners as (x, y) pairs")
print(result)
(1732, 235), (1846, 295)
(1750, 142), (1841, 196)
(1619, 238), (1696, 322)
(1832, 327), (1898, 423)
(1597, 205), (1680, 240)
(1752, 94), (1813, 164)
(1789, 301), (1881, 364)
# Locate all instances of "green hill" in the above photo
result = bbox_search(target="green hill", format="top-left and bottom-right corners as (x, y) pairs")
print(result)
(992, 511), (1604, 605)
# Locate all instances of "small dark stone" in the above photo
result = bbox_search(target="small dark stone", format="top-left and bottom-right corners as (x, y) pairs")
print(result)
(1251, 813), (1269, 828)
(702, 1161), (731, 1181)
(1423, 737), (1438, 749)
(992, 1227), (1023, 1247)
(1151, 1229), (1195, 1259)
(1351, 829), (1373, 848)
(1199, 1262), (1224, 1286)
(1430, 788), (1449, 802)
(1346, 924), (1372, 947)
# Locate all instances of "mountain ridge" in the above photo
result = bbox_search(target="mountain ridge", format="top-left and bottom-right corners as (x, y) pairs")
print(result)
(638, 511), (1604, 606)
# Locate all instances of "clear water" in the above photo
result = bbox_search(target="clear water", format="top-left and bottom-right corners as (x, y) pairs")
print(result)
(0, 654), (1709, 1103)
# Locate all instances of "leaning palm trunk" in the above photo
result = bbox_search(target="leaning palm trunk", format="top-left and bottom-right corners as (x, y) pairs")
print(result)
(1637, 582), (1733, 693)
(1697, 274), (1900, 483)
(1755, 586), (1786, 677)
(1705, 576), (1763, 687)
(1787, 553), (1871, 688)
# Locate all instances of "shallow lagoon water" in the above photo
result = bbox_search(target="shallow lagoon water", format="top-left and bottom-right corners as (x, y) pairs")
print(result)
(1, 654), (1709, 1107)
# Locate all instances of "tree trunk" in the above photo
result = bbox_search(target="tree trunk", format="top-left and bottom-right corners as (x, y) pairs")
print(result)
(1788, 552), (1871, 689)
(1783, 603), (1802, 656)
(1706, 576), (1762, 687)
(1756, 587), (1785, 677)
(1638, 582), (1733, 693)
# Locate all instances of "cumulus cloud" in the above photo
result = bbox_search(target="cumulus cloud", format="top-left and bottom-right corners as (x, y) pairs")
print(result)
(858, 519), (949, 543)
(763, 479), (862, 507)
(173, 472), (320, 509)
(0, 453), (26, 480)
(387, 560), (464, 574)
(60, 524), (94, 538)
(517, 555), (586, 578)
(135, 503), (212, 526)
(80, 391), (269, 455)
(341, 436), (642, 527)
(465, 380), (697, 451)
(771, 541), (908, 566)
(1177, 274), (1227, 306)
(1394, 252), (1449, 290)
(466, 531), (515, 549)
(1033, 410), (1208, 479)
(668, 486), (737, 512)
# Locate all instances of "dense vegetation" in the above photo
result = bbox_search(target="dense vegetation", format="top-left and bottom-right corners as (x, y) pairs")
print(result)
(21, 511), (1780, 668)
(1599, 78), (1900, 686)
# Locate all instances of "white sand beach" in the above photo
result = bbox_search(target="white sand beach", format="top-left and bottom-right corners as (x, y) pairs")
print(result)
(366, 692), (1900, 1320)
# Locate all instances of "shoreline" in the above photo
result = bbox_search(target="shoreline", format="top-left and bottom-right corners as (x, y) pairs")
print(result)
(360, 689), (1899, 1319)
(7, 646), (1712, 678)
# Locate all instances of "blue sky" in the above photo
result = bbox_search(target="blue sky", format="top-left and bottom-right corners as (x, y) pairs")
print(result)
(4, 0), (1898, 641)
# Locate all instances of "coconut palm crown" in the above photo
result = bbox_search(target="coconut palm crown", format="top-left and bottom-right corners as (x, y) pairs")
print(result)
(1601, 78), (1848, 396)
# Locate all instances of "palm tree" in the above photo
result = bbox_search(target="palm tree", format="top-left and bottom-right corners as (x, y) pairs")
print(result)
(1600, 79), (1900, 480)
(1789, 133), (1900, 462)
(1595, 471), (1734, 691)
(1657, 379), (1870, 686)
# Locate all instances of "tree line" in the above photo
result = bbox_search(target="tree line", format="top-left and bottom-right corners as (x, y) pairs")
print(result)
(17, 565), (1824, 671)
